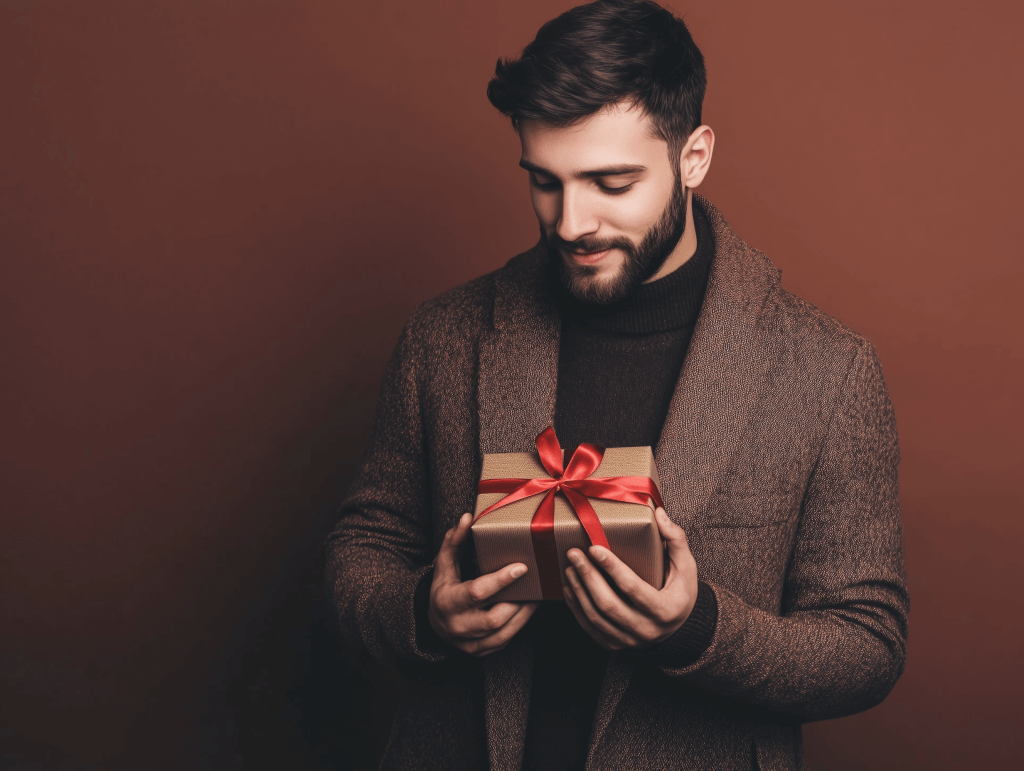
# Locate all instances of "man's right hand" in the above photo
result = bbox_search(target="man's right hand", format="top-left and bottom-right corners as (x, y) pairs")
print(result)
(428, 513), (538, 657)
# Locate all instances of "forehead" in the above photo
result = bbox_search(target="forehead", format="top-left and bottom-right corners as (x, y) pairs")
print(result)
(519, 103), (667, 174)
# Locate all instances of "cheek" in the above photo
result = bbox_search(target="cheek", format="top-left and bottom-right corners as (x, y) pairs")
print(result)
(600, 198), (659, 238)
(529, 191), (558, 229)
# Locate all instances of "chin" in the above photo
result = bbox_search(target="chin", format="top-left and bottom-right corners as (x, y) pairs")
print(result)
(563, 269), (631, 305)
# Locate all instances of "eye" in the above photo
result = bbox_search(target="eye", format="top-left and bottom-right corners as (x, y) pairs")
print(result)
(598, 182), (635, 195)
(529, 173), (560, 191)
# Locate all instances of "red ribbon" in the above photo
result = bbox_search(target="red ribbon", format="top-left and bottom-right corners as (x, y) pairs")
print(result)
(475, 427), (664, 600)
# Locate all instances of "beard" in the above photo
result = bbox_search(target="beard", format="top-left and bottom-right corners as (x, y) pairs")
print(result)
(543, 182), (689, 305)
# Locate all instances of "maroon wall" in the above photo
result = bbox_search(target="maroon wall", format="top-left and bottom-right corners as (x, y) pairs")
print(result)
(2, 1), (1022, 768)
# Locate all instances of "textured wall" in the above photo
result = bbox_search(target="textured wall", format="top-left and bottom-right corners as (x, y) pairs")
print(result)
(2, 1), (1021, 768)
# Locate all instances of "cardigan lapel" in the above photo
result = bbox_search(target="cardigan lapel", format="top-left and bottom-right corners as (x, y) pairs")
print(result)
(586, 196), (782, 763)
(478, 246), (562, 456)
(477, 245), (561, 771)
(654, 196), (781, 528)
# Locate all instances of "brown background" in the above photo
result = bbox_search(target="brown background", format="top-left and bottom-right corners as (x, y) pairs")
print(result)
(2, 1), (1021, 769)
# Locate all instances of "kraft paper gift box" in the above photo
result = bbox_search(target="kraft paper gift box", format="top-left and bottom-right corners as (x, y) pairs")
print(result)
(470, 427), (665, 603)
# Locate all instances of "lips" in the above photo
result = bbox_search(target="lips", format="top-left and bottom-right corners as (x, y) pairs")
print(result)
(566, 248), (611, 266)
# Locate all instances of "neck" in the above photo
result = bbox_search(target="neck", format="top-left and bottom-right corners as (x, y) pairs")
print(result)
(644, 188), (697, 284)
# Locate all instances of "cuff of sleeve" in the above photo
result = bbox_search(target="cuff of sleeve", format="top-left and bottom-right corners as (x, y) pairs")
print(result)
(412, 565), (456, 660)
(640, 580), (718, 668)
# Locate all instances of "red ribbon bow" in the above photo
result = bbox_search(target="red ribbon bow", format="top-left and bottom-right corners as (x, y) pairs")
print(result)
(475, 426), (664, 600)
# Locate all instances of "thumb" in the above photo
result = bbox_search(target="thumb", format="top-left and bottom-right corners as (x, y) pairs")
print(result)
(435, 513), (472, 585)
(654, 506), (693, 570)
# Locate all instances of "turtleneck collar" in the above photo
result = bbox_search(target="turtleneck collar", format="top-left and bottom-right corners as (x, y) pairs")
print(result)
(555, 196), (715, 335)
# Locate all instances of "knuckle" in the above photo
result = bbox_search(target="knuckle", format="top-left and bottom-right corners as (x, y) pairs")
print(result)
(431, 605), (448, 627)
(595, 598), (616, 615)
(488, 631), (510, 650)
(620, 580), (641, 599)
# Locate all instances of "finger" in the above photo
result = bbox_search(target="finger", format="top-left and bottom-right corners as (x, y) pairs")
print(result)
(464, 602), (539, 656)
(456, 561), (529, 610)
(566, 548), (646, 633)
(451, 511), (473, 546)
(451, 600), (527, 640)
(563, 585), (622, 650)
(587, 543), (662, 613)
(433, 513), (471, 585)
(655, 507), (693, 570)
(655, 507), (698, 594)
(564, 564), (637, 648)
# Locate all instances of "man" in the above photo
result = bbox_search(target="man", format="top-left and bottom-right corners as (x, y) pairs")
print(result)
(327, 1), (909, 769)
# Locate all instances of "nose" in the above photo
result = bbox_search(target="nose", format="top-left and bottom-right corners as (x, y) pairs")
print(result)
(555, 187), (599, 244)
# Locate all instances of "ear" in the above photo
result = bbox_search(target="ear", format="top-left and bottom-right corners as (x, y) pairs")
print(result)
(678, 126), (715, 189)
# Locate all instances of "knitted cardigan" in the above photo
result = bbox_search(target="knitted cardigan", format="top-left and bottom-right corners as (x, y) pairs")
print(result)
(326, 196), (909, 771)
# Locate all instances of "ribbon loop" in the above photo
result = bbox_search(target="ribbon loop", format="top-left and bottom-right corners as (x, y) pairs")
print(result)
(562, 442), (604, 481)
(534, 426), (565, 478)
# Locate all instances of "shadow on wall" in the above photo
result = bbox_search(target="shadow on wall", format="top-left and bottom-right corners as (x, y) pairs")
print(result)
(216, 545), (404, 771)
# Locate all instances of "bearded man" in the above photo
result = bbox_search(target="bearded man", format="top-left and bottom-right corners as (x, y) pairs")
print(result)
(326, 2), (909, 769)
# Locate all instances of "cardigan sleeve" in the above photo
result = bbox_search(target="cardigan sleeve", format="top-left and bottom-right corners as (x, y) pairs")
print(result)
(651, 341), (910, 721)
(636, 579), (718, 668)
(324, 316), (457, 668)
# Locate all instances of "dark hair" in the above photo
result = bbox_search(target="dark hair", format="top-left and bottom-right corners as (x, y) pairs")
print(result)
(486, 0), (706, 161)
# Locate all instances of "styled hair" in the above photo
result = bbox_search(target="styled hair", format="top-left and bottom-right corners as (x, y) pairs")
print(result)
(486, 0), (706, 160)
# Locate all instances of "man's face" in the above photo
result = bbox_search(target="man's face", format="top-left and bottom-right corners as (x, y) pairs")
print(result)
(519, 103), (686, 304)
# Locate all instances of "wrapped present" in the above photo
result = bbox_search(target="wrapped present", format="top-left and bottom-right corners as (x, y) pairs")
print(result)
(471, 426), (665, 602)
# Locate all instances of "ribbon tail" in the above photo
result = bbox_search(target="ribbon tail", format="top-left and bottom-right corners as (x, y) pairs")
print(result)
(530, 488), (564, 601)
(561, 486), (611, 550)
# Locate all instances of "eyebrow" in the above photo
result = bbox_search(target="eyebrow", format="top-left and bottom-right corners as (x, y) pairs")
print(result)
(518, 159), (647, 179)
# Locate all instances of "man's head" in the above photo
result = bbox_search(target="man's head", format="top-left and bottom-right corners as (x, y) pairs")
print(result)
(487, 0), (713, 303)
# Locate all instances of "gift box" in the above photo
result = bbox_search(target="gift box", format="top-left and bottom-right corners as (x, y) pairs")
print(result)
(471, 427), (665, 603)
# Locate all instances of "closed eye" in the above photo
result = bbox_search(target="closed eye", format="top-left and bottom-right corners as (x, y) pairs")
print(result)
(529, 173), (560, 191)
(598, 182), (635, 195)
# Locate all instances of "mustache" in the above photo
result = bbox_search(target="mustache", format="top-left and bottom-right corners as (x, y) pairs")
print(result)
(544, 232), (635, 255)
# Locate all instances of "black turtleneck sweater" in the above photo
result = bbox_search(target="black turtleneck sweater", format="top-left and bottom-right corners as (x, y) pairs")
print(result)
(519, 199), (719, 771)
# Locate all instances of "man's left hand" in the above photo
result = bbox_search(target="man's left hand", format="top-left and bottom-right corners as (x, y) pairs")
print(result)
(563, 506), (698, 650)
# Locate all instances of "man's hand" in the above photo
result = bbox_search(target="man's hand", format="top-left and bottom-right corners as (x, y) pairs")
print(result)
(429, 513), (539, 656)
(563, 506), (698, 650)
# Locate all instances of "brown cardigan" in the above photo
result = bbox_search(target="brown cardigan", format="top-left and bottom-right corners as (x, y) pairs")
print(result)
(326, 196), (909, 771)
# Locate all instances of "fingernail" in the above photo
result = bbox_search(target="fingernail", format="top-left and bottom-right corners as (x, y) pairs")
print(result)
(568, 552), (582, 567)
(591, 547), (606, 563)
(510, 565), (526, 579)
